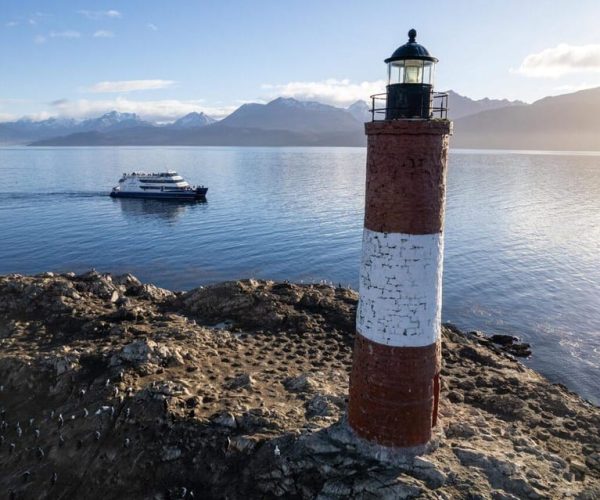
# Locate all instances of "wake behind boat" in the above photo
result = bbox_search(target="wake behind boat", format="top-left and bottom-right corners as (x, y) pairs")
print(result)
(110, 171), (208, 200)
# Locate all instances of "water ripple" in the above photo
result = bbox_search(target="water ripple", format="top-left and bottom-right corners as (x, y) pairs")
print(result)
(0, 146), (599, 404)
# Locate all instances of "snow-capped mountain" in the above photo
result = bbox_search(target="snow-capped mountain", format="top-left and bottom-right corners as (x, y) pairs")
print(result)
(16, 117), (78, 130)
(169, 112), (215, 128)
(220, 97), (362, 134)
(79, 111), (150, 131)
(347, 101), (371, 123)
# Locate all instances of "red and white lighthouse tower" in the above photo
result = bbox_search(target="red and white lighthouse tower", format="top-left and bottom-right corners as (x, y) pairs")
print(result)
(348, 29), (452, 448)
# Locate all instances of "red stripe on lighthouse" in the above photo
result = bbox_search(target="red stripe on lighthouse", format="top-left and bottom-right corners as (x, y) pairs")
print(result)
(349, 336), (441, 447)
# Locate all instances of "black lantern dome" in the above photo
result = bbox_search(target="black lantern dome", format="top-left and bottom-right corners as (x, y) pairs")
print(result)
(384, 29), (438, 120)
(385, 29), (438, 64)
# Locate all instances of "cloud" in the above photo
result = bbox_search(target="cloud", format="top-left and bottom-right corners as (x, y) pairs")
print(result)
(5, 21), (19, 27)
(50, 98), (69, 106)
(78, 10), (122, 20)
(516, 43), (600, 78)
(49, 97), (234, 121)
(0, 113), (18, 122)
(34, 35), (46, 44)
(50, 30), (81, 38)
(147, 23), (158, 31)
(18, 111), (54, 122)
(86, 80), (177, 93)
(93, 30), (114, 38)
(261, 78), (385, 106)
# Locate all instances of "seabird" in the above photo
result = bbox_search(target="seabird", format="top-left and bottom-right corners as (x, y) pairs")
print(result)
(51, 472), (58, 485)
(105, 378), (110, 387)
(36, 446), (45, 459)
(94, 430), (101, 441)
(58, 414), (64, 427)
(34, 429), (40, 439)
(59, 434), (65, 447)
(50, 410), (55, 418)
(124, 437), (130, 448)
(79, 388), (86, 398)
(83, 408), (89, 418)
(22, 470), (31, 482)
(9, 442), (15, 454)
(113, 387), (119, 397)
(16, 423), (22, 438)
(274, 445), (281, 457)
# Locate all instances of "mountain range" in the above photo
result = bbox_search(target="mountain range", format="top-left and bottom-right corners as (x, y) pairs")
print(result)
(1, 88), (596, 150)
(451, 87), (600, 151)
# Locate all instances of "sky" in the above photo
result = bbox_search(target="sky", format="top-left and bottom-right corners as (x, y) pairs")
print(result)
(2, 0), (600, 122)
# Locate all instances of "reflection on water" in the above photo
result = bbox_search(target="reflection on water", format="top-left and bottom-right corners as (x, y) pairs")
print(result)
(114, 198), (207, 221)
(0, 146), (598, 404)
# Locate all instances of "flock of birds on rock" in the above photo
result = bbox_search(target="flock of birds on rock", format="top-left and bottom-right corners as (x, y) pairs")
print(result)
(0, 373), (146, 497)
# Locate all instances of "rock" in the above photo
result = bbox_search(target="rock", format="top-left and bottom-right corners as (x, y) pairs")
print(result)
(447, 391), (464, 403)
(212, 412), (237, 429)
(47, 356), (78, 376)
(113, 273), (142, 288)
(116, 339), (156, 365)
(569, 459), (587, 480)
(149, 380), (189, 397)
(413, 456), (447, 488)
(446, 422), (477, 438)
(0, 274), (598, 499)
(161, 447), (182, 462)
(490, 334), (519, 346)
(225, 373), (254, 390)
(305, 395), (341, 418)
(237, 409), (280, 431)
(489, 334), (532, 357)
(228, 436), (257, 453)
(284, 373), (318, 393)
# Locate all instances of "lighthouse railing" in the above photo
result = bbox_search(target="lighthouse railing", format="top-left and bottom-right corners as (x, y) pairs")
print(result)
(370, 91), (448, 121)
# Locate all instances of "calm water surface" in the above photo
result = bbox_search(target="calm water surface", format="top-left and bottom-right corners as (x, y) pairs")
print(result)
(0, 146), (598, 404)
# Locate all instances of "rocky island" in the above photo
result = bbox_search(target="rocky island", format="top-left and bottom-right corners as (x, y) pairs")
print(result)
(0, 271), (599, 499)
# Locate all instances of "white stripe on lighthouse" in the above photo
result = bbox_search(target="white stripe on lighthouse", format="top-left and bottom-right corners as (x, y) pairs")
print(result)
(357, 228), (443, 347)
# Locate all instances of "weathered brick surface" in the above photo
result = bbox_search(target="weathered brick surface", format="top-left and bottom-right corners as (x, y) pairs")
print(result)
(349, 335), (441, 447)
(364, 120), (451, 235)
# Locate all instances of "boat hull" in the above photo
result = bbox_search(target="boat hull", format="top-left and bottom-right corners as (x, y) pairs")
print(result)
(110, 188), (207, 200)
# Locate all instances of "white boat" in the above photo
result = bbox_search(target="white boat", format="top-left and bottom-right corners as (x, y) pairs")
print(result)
(109, 171), (208, 200)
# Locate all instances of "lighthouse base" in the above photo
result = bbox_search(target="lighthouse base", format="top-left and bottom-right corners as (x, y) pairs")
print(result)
(348, 334), (441, 448)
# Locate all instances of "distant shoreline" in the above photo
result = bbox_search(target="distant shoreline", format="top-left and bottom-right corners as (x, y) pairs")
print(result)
(3, 144), (600, 156)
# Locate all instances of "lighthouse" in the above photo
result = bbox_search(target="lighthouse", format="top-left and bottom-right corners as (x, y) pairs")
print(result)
(348, 29), (452, 448)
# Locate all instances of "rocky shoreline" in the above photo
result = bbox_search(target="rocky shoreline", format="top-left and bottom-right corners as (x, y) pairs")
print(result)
(0, 271), (599, 499)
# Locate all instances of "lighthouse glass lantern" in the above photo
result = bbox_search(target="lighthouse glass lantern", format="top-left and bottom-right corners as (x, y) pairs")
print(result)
(385, 29), (438, 120)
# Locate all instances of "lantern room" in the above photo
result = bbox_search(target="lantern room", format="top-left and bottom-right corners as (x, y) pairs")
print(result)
(384, 29), (438, 120)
